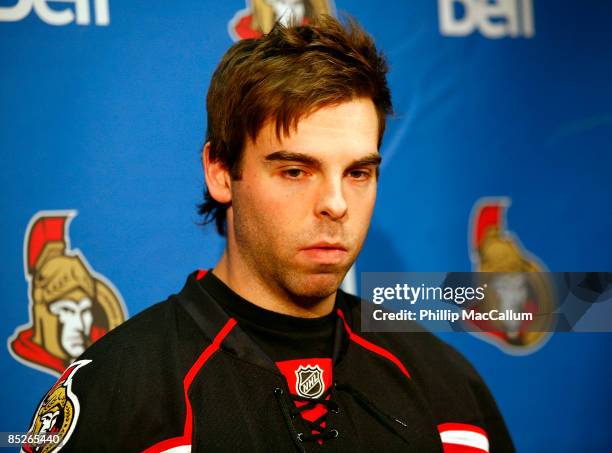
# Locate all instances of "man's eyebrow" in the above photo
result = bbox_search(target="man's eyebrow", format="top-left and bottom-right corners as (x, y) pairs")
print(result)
(264, 151), (382, 169)
(348, 153), (382, 168)
(264, 151), (321, 167)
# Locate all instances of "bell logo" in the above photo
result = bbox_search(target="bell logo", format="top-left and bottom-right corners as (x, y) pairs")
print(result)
(0, 0), (110, 26)
(438, 0), (534, 39)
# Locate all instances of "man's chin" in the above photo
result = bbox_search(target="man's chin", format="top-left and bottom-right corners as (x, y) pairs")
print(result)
(283, 268), (348, 302)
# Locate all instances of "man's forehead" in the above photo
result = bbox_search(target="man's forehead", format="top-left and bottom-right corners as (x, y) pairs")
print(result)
(250, 99), (380, 160)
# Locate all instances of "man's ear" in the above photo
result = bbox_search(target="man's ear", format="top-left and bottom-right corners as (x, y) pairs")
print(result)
(203, 142), (232, 204)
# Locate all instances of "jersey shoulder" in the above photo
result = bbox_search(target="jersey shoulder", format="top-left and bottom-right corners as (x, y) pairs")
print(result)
(339, 289), (486, 384)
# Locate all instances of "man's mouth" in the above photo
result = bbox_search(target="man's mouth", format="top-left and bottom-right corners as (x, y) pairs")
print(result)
(299, 242), (348, 265)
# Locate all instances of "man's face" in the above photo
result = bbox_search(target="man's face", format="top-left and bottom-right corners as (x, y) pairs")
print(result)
(228, 98), (380, 302)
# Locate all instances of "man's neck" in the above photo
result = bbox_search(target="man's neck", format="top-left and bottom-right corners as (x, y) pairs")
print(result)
(212, 250), (336, 318)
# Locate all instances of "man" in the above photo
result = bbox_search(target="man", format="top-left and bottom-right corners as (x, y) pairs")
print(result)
(23, 15), (514, 452)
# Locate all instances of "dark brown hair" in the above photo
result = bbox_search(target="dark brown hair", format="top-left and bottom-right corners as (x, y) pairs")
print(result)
(199, 14), (392, 235)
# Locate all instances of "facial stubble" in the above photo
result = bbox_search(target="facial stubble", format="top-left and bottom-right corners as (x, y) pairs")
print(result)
(230, 191), (359, 307)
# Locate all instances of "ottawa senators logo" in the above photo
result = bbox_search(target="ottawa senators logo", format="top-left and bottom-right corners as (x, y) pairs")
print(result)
(295, 364), (325, 399)
(21, 359), (91, 453)
(229, 0), (335, 41)
(468, 198), (554, 355)
(8, 211), (127, 377)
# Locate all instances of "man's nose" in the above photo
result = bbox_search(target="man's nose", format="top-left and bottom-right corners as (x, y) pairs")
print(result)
(315, 176), (348, 221)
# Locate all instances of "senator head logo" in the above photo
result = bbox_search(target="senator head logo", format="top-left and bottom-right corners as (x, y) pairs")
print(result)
(468, 198), (554, 354)
(8, 211), (127, 377)
(21, 359), (91, 453)
(229, 0), (335, 41)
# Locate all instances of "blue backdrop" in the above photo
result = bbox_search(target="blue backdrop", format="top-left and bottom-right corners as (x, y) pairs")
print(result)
(2, 1), (611, 451)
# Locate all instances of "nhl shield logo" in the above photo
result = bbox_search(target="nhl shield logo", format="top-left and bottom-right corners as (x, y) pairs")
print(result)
(295, 365), (325, 399)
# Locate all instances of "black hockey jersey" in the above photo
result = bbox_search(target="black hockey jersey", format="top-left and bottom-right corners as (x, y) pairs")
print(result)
(23, 270), (514, 452)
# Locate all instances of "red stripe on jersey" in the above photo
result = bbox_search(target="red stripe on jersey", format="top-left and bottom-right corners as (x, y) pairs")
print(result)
(438, 423), (487, 437)
(439, 422), (489, 453)
(142, 318), (237, 453)
(141, 436), (186, 453)
(195, 269), (207, 280)
(336, 308), (411, 379)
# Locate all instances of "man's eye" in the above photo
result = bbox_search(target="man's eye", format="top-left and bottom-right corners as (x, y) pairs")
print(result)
(283, 168), (306, 179)
(348, 170), (371, 180)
